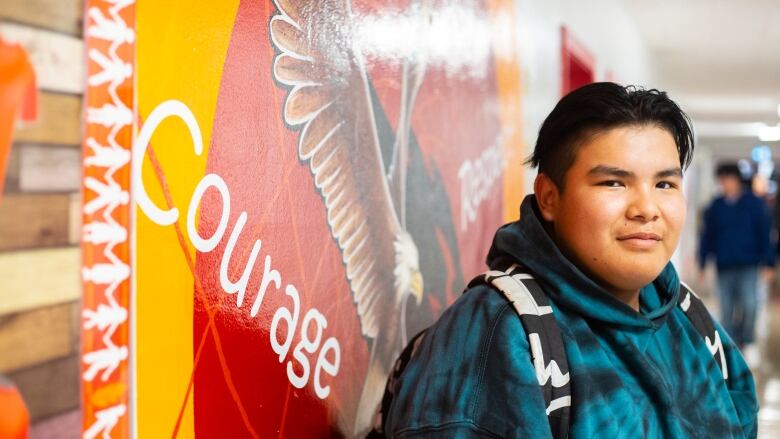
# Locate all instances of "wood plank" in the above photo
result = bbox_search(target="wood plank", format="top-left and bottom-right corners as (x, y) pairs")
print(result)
(69, 297), (80, 354)
(68, 192), (81, 246)
(19, 144), (81, 192)
(0, 247), (80, 315)
(0, 193), (71, 250)
(7, 354), (80, 421)
(2, 145), (20, 193)
(0, 302), (78, 373)
(14, 92), (82, 145)
(0, 0), (84, 37)
(0, 22), (84, 94)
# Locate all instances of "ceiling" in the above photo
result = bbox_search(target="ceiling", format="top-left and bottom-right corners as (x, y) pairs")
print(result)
(623, 0), (780, 155)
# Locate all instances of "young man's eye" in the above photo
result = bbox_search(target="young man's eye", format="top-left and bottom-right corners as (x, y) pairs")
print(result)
(657, 181), (677, 189)
(598, 180), (624, 188)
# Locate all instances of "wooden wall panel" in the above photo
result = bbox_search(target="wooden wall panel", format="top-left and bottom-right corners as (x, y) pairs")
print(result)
(0, 301), (78, 373)
(0, 193), (72, 250)
(69, 299), (80, 354)
(0, 1), (86, 427)
(14, 92), (82, 145)
(19, 144), (81, 192)
(3, 146), (20, 192)
(0, 247), (80, 315)
(0, 0), (84, 36)
(68, 192), (81, 245)
(0, 22), (84, 94)
(7, 354), (80, 421)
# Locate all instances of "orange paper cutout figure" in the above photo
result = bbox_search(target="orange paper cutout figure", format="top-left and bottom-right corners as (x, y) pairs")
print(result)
(0, 374), (29, 439)
(0, 36), (36, 197)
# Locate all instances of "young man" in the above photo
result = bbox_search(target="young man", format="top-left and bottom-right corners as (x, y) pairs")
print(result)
(377, 83), (757, 438)
(699, 163), (774, 349)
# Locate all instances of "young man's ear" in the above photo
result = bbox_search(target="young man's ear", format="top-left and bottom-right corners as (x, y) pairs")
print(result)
(534, 173), (560, 222)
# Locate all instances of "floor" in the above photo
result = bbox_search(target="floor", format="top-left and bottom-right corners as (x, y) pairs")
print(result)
(29, 409), (80, 439)
(756, 297), (780, 438)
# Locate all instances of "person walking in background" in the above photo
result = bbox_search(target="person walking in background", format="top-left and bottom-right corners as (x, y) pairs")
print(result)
(699, 163), (775, 349)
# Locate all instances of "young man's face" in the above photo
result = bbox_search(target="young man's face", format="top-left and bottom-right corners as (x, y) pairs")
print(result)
(536, 125), (686, 302)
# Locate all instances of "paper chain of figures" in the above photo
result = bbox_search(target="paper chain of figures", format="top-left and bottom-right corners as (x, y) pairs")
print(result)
(81, 0), (134, 437)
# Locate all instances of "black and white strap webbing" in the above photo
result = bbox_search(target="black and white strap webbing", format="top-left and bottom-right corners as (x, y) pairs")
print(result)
(678, 282), (728, 380)
(480, 265), (572, 439)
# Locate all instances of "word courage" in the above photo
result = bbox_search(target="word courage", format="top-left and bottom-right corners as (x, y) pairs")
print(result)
(131, 100), (341, 399)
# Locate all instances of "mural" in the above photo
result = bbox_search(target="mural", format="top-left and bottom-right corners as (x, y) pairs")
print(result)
(82, 0), (523, 437)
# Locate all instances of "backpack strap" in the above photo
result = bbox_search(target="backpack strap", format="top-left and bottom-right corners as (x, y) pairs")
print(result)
(677, 282), (728, 380)
(470, 264), (571, 439)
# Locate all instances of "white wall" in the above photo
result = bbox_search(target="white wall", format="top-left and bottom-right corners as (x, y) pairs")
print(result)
(676, 145), (716, 286)
(509, 1), (714, 280)
(513, 0), (657, 192)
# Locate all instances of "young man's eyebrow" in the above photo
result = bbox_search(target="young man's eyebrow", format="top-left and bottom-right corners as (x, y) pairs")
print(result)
(587, 165), (633, 178)
(656, 168), (683, 178)
(587, 165), (683, 179)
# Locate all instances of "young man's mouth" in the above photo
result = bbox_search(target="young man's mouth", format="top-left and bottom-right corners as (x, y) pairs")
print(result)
(617, 232), (662, 249)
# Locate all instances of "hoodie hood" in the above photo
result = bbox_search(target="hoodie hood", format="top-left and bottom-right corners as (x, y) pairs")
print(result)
(486, 195), (680, 329)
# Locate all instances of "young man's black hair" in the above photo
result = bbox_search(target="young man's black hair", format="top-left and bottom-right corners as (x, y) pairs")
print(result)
(528, 82), (694, 189)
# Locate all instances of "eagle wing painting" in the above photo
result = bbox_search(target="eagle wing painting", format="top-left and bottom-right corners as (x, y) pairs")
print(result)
(270, 0), (430, 433)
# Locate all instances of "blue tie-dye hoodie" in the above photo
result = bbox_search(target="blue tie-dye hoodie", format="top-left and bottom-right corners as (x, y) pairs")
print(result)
(383, 195), (758, 438)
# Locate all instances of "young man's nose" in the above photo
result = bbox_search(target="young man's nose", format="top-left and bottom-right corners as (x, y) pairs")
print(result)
(626, 188), (660, 222)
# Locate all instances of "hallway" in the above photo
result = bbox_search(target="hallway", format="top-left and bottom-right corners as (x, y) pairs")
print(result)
(704, 279), (780, 438)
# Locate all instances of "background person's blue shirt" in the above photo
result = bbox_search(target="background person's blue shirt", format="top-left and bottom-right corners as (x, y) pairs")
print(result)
(699, 191), (775, 270)
(384, 196), (757, 438)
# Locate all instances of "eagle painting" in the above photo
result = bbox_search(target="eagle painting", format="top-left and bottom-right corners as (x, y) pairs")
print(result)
(270, 0), (467, 434)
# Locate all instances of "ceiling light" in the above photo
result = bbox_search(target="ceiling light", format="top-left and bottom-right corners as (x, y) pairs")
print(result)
(758, 124), (780, 142)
